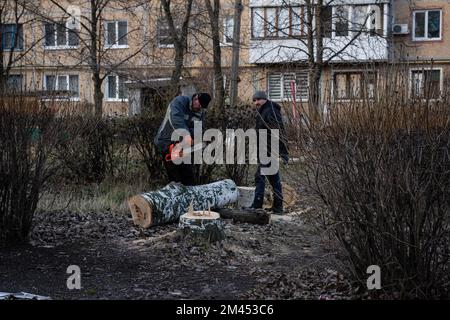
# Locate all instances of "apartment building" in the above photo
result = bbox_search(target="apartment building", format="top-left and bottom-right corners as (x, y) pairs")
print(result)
(1, 0), (448, 116)
(392, 0), (450, 99)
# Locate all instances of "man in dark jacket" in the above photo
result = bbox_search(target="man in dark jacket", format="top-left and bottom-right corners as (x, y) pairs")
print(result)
(154, 92), (211, 185)
(250, 91), (289, 214)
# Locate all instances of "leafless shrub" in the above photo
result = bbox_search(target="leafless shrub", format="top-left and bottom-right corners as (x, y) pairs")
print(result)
(0, 96), (77, 243)
(291, 65), (450, 298)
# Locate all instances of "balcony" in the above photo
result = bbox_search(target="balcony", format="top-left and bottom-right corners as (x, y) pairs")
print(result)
(248, 0), (391, 64)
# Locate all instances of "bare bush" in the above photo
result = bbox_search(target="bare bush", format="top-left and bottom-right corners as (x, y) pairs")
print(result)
(0, 96), (71, 243)
(292, 66), (450, 298)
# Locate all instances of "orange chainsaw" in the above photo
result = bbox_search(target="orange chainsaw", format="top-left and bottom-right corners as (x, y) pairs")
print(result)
(165, 142), (206, 162)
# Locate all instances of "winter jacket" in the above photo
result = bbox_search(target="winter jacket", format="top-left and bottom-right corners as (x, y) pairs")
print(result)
(255, 100), (289, 161)
(154, 95), (204, 151)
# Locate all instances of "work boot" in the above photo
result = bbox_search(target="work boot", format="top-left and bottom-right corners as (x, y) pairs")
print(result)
(245, 197), (263, 210)
(268, 197), (284, 214)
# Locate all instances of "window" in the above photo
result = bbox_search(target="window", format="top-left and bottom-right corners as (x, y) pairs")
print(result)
(334, 71), (376, 100)
(223, 16), (234, 44)
(291, 7), (305, 37)
(351, 5), (383, 37)
(7, 75), (24, 92)
(278, 7), (290, 37)
(106, 75), (128, 101)
(105, 21), (128, 47)
(44, 74), (79, 99)
(44, 23), (79, 48)
(266, 8), (278, 37)
(411, 69), (442, 99)
(268, 72), (309, 101)
(1, 24), (24, 50)
(252, 7), (307, 39)
(321, 6), (332, 38)
(335, 6), (350, 37)
(413, 10), (442, 40)
(157, 17), (175, 47)
(252, 8), (265, 38)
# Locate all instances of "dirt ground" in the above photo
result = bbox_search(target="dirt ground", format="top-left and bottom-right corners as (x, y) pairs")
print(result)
(0, 191), (357, 300)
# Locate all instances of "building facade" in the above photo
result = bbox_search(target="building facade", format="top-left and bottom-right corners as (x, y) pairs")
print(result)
(1, 0), (448, 115)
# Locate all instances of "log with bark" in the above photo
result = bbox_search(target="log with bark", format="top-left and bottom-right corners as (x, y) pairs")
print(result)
(128, 179), (238, 228)
(215, 208), (271, 225)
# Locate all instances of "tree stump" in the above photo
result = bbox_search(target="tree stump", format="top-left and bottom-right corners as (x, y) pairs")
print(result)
(128, 179), (238, 228)
(179, 210), (224, 243)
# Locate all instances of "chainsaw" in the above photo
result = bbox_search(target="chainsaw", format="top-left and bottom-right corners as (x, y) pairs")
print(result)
(165, 142), (207, 162)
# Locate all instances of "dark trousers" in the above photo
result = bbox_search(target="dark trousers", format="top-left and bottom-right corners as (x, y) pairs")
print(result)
(162, 150), (195, 186)
(253, 163), (283, 208)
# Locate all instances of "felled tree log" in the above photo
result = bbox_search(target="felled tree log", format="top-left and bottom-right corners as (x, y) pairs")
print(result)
(128, 179), (238, 228)
(179, 211), (225, 243)
(215, 208), (271, 225)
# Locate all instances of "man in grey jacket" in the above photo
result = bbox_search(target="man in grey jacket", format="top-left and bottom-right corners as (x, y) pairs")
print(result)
(154, 92), (211, 185)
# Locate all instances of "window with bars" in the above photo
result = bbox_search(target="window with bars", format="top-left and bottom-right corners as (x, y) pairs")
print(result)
(44, 74), (79, 99)
(1, 24), (24, 50)
(333, 71), (377, 100)
(44, 23), (79, 48)
(105, 21), (128, 47)
(411, 69), (442, 99)
(268, 72), (309, 102)
(106, 75), (128, 101)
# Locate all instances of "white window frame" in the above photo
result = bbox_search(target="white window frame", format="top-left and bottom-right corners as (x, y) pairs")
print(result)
(267, 72), (309, 102)
(44, 23), (79, 50)
(412, 9), (442, 41)
(43, 74), (80, 101)
(333, 5), (352, 38)
(105, 75), (128, 102)
(104, 20), (129, 49)
(409, 67), (443, 100)
(157, 17), (175, 48)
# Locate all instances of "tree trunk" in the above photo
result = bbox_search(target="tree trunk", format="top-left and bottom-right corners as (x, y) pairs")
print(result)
(128, 179), (238, 228)
(229, 0), (243, 107)
(215, 208), (271, 225)
(179, 210), (225, 242)
(205, 0), (225, 110)
(93, 75), (103, 117)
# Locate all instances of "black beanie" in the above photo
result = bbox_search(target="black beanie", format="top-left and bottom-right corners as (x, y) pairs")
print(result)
(196, 92), (212, 108)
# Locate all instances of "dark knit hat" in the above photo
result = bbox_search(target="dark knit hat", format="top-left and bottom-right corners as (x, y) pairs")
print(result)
(194, 92), (212, 108)
(252, 90), (268, 100)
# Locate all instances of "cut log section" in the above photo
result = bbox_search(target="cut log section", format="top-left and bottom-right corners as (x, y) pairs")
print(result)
(179, 210), (225, 243)
(216, 208), (271, 225)
(128, 179), (238, 228)
(236, 186), (256, 209)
